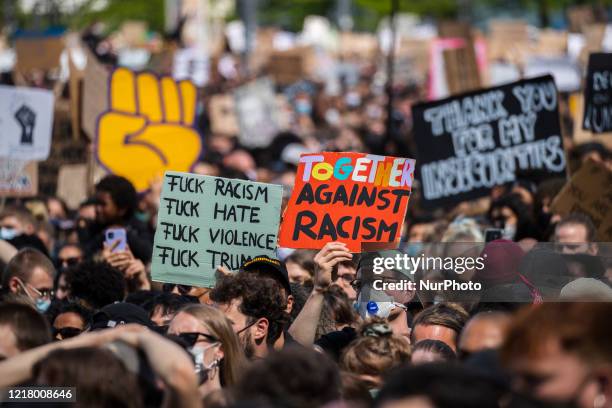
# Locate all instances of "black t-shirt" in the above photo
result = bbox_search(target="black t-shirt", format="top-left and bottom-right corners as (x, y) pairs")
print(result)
(314, 327), (357, 362)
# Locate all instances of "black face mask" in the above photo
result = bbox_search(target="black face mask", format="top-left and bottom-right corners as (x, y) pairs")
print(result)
(537, 211), (553, 231)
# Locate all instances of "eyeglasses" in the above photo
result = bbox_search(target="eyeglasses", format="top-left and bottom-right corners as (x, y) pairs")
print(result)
(235, 320), (257, 336)
(53, 327), (83, 340)
(336, 274), (355, 283)
(177, 332), (219, 348)
(162, 283), (192, 294)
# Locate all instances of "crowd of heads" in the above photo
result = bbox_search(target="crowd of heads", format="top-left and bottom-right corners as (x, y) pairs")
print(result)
(0, 15), (611, 408)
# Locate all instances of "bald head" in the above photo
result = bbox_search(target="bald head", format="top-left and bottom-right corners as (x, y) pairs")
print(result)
(458, 312), (511, 358)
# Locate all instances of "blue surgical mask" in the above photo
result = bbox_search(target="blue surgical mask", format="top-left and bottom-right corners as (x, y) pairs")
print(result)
(35, 298), (51, 313)
(295, 100), (312, 115)
(0, 227), (18, 240)
(405, 242), (423, 257)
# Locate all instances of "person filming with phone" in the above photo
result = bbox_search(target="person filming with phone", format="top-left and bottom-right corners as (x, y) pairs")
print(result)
(81, 175), (153, 274)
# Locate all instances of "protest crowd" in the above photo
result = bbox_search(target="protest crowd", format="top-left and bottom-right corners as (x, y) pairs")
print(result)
(0, 1), (612, 408)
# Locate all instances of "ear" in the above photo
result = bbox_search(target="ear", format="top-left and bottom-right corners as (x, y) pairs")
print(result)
(252, 317), (269, 342)
(285, 295), (294, 314)
(215, 344), (225, 362)
(8, 277), (22, 294)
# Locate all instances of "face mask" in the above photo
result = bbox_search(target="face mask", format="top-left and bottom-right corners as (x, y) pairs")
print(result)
(190, 344), (220, 384)
(0, 227), (18, 240)
(135, 211), (150, 223)
(324, 109), (340, 126)
(345, 92), (361, 107)
(405, 242), (423, 257)
(35, 298), (51, 313)
(295, 100), (312, 115)
(503, 225), (517, 241)
(17, 279), (51, 313)
(355, 287), (406, 320)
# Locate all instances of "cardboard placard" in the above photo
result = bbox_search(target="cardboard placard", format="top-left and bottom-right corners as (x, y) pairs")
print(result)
(550, 160), (612, 241)
(443, 46), (481, 95)
(151, 172), (283, 287)
(14, 35), (64, 73)
(233, 78), (280, 148)
(0, 85), (54, 161)
(120, 21), (148, 48)
(68, 54), (83, 141)
(268, 47), (314, 85)
(278, 152), (415, 252)
(339, 32), (379, 61)
(583, 53), (612, 134)
(0, 160), (38, 197)
(56, 164), (88, 210)
(487, 20), (530, 63)
(208, 94), (239, 136)
(81, 48), (110, 140)
(567, 5), (595, 33)
(537, 29), (568, 56)
(412, 75), (567, 209)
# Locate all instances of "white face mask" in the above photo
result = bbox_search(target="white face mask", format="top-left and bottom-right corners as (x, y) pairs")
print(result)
(503, 225), (517, 240)
(190, 343), (221, 384)
(355, 286), (406, 320)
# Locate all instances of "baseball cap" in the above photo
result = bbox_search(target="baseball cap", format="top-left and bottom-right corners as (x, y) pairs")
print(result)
(241, 255), (292, 295)
(91, 302), (154, 330)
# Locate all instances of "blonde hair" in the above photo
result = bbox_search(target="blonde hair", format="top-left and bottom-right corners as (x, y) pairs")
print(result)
(341, 319), (411, 380)
(180, 304), (247, 386)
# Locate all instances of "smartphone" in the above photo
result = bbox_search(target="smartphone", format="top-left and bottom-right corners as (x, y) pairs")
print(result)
(484, 228), (503, 243)
(104, 228), (127, 252)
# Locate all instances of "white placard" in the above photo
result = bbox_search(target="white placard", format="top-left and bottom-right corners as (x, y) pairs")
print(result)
(0, 85), (54, 160)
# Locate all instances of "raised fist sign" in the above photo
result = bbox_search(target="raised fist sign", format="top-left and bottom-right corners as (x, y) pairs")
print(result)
(96, 68), (202, 192)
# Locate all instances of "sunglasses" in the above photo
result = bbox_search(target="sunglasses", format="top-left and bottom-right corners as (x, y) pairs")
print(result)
(177, 332), (219, 347)
(28, 285), (54, 299)
(53, 327), (83, 340)
(57, 256), (82, 269)
(163, 283), (192, 294)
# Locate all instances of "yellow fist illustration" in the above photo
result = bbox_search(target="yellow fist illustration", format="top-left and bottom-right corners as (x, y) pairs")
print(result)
(97, 68), (202, 192)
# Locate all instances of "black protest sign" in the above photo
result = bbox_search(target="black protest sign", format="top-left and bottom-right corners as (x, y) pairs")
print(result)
(583, 53), (612, 134)
(412, 75), (567, 208)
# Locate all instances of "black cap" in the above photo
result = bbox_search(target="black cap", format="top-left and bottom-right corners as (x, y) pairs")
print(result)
(241, 255), (292, 295)
(91, 302), (154, 330)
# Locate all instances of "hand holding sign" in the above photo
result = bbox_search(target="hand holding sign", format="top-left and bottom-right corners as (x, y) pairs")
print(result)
(97, 68), (201, 192)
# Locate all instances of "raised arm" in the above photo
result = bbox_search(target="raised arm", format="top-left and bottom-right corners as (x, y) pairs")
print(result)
(288, 242), (352, 346)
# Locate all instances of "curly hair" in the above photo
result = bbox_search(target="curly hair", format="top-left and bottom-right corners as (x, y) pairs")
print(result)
(53, 301), (93, 328)
(341, 318), (411, 382)
(65, 261), (126, 310)
(95, 175), (138, 219)
(210, 273), (288, 345)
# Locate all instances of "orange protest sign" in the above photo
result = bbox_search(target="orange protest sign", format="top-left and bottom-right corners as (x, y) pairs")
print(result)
(278, 152), (415, 252)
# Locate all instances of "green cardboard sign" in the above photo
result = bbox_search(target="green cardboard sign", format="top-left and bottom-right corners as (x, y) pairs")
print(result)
(151, 171), (283, 287)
